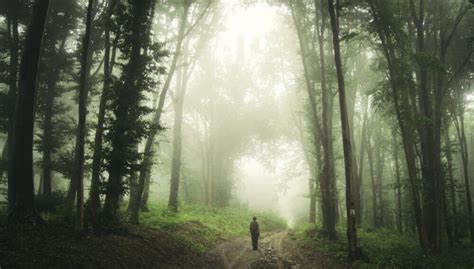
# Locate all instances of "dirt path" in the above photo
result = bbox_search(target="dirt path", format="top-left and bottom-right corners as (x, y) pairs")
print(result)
(203, 230), (345, 269)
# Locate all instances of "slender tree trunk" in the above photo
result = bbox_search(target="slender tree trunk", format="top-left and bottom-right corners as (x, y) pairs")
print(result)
(375, 138), (385, 227)
(445, 129), (458, 240)
(309, 162), (316, 223)
(393, 127), (403, 233)
(289, 0), (334, 237)
(356, 97), (368, 224)
(366, 122), (377, 227)
(140, 170), (151, 211)
(0, 142), (8, 182)
(41, 82), (54, 196)
(89, 0), (118, 217)
(137, 1), (190, 210)
(73, 0), (94, 231)
(168, 54), (187, 211)
(6, 7), (20, 211)
(367, 0), (427, 249)
(454, 113), (474, 244)
(315, 0), (336, 240)
(127, 0), (159, 223)
(8, 0), (50, 223)
(327, 0), (358, 259)
(410, 0), (442, 252)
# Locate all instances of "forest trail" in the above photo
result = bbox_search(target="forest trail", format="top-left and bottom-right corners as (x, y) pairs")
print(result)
(203, 230), (344, 269)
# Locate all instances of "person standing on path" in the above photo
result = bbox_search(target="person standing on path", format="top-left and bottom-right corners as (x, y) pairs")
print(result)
(250, 216), (260, 250)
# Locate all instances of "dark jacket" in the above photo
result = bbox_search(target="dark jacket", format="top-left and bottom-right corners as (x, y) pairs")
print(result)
(250, 221), (260, 235)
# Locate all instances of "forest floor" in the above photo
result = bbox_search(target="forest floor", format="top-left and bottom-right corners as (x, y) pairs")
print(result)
(9, 202), (474, 268)
(0, 218), (224, 268)
(202, 229), (345, 269)
(0, 221), (341, 269)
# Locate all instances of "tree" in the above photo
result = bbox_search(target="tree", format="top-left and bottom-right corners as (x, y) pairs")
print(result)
(288, 0), (337, 239)
(0, 0), (25, 212)
(327, 0), (359, 260)
(72, 0), (94, 232)
(88, 0), (118, 217)
(103, 0), (156, 219)
(36, 0), (80, 198)
(8, 0), (50, 223)
(368, 0), (471, 252)
(167, 0), (214, 212)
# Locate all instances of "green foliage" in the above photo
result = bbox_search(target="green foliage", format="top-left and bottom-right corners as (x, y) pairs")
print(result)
(140, 202), (287, 253)
(102, 0), (166, 202)
(295, 224), (474, 268)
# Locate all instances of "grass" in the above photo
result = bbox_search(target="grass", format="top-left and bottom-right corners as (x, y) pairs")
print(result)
(294, 224), (474, 268)
(140, 201), (287, 253)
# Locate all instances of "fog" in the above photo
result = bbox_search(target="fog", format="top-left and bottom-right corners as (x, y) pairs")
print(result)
(145, 2), (311, 225)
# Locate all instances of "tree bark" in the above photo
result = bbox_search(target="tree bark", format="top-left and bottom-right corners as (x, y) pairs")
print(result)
(104, 0), (151, 218)
(410, 0), (442, 252)
(73, 0), (94, 232)
(366, 124), (377, 227)
(367, 0), (428, 249)
(89, 0), (117, 217)
(168, 41), (190, 211)
(41, 80), (55, 196)
(375, 133), (385, 227)
(289, 0), (335, 237)
(356, 97), (368, 224)
(393, 127), (403, 233)
(444, 128), (458, 241)
(327, 0), (358, 260)
(315, 0), (337, 239)
(6, 5), (20, 211)
(137, 0), (190, 211)
(454, 111), (474, 244)
(8, 0), (50, 223)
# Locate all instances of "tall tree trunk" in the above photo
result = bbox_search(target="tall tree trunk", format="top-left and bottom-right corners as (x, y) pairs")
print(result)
(168, 49), (188, 211)
(375, 136), (385, 227)
(140, 169), (152, 211)
(289, 0), (334, 237)
(327, 0), (358, 260)
(41, 82), (54, 196)
(73, 0), (94, 231)
(309, 171), (316, 223)
(393, 127), (403, 233)
(8, 0), (50, 223)
(445, 129), (458, 241)
(315, 0), (336, 239)
(127, 0), (159, 223)
(356, 97), (368, 224)
(136, 1), (190, 212)
(410, 0), (442, 252)
(366, 121), (377, 227)
(367, 0), (427, 249)
(0, 140), (7, 182)
(89, 0), (118, 217)
(6, 5), (20, 211)
(454, 112), (474, 244)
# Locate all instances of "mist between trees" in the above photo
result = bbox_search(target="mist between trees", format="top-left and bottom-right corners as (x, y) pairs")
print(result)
(0, 0), (473, 262)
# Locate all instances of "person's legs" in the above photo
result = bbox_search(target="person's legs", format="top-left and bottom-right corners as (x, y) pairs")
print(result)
(251, 234), (257, 250)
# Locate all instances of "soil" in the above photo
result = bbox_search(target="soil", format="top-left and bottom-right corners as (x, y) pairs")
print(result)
(201, 230), (346, 269)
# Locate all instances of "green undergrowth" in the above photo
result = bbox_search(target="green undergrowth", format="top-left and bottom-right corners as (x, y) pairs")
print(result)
(294, 224), (474, 268)
(140, 202), (287, 253)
